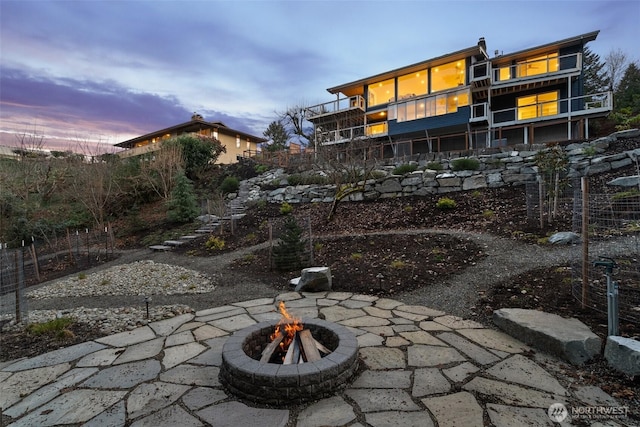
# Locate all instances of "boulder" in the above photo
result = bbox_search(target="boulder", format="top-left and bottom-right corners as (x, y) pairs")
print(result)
(607, 175), (640, 188)
(493, 308), (601, 365)
(294, 267), (332, 292)
(548, 232), (581, 245)
(604, 336), (640, 377)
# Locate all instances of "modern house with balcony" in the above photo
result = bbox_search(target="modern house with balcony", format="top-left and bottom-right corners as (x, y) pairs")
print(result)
(306, 31), (612, 158)
(115, 114), (266, 164)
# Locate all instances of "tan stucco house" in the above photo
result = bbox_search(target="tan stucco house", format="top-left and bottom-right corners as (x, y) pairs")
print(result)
(115, 114), (266, 164)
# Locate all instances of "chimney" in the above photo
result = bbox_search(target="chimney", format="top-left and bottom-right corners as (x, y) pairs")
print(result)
(478, 37), (486, 52)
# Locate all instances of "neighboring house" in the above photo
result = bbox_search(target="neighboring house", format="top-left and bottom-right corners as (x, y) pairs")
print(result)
(306, 31), (612, 157)
(115, 114), (266, 164)
(0, 145), (19, 160)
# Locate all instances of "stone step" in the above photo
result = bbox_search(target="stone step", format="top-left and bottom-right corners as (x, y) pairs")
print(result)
(493, 308), (601, 365)
(179, 235), (199, 240)
(149, 245), (172, 252)
(163, 240), (185, 246)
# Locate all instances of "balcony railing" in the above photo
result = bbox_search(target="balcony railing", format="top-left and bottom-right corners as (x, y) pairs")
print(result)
(470, 91), (612, 126)
(470, 52), (582, 86)
(314, 122), (388, 146)
(306, 95), (365, 119)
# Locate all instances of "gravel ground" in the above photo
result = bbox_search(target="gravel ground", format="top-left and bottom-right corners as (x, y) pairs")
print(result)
(22, 232), (571, 318)
(12, 229), (639, 333)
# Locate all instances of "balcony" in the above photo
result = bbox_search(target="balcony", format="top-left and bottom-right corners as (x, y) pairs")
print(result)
(473, 91), (612, 127)
(470, 52), (582, 98)
(306, 95), (365, 121)
(314, 122), (388, 146)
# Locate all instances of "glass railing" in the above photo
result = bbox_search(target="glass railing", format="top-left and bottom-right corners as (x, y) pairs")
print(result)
(493, 52), (581, 84)
(489, 91), (611, 125)
(306, 96), (365, 118)
(470, 52), (582, 84)
(314, 122), (389, 145)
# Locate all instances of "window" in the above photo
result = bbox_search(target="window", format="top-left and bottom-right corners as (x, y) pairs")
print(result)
(517, 53), (558, 78)
(398, 70), (427, 100)
(395, 89), (469, 122)
(517, 91), (558, 120)
(213, 129), (219, 139)
(368, 78), (395, 107)
(246, 138), (251, 149)
(236, 135), (240, 148)
(431, 60), (466, 92)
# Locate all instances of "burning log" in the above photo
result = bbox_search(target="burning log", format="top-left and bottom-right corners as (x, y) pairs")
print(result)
(262, 302), (332, 365)
(260, 332), (284, 363)
(298, 329), (321, 362)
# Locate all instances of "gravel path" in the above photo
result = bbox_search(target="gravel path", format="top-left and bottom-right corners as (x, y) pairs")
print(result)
(24, 230), (638, 320)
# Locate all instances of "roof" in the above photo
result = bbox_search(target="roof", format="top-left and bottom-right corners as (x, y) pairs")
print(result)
(491, 30), (600, 64)
(115, 119), (266, 148)
(327, 45), (485, 97)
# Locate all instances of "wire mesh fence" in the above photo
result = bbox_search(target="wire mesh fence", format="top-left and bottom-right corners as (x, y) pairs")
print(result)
(0, 225), (117, 325)
(570, 180), (640, 325)
(528, 177), (640, 325)
(267, 215), (314, 273)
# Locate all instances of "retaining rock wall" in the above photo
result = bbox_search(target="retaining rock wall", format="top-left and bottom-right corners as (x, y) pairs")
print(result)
(232, 129), (640, 206)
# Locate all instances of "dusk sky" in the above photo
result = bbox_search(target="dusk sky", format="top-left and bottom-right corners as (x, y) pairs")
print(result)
(1, 0), (638, 153)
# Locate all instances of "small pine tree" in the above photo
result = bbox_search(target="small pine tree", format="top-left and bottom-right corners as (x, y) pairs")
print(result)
(167, 172), (199, 223)
(273, 216), (307, 271)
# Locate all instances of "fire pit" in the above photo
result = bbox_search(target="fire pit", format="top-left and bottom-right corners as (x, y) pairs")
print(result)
(219, 304), (359, 405)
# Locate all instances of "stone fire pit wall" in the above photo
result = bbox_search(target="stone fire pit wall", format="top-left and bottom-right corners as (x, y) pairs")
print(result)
(219, 318), (359, 406)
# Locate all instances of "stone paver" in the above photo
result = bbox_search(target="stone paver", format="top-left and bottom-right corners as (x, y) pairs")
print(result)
(422, 391), (484, 427)
(1, 292), (631, 426)
(346, 389), (420, 412)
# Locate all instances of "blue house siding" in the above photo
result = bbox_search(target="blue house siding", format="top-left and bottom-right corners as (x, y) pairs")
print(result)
(388, 106), (471, 137)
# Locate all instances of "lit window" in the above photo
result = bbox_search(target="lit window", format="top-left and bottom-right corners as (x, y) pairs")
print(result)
(246, 138), (250, 149)
(398, 70), (427, 100)
(367, 78), (395, 107)
(517, 53), (559, 78)
(213, 129), (219, 139)
(236, 135), (240, 148)
(498, 66), (511, 82)
(397, 104), (406, 122)
(416, 101), (425, 119)
(517, 91), (558, 120)
(435, 95), (447, 115)
(431, 60), (466, 93)
(406, 101), (416, 121)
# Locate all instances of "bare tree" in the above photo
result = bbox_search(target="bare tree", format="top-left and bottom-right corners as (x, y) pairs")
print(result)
(138, 142), (185, 199)
(605, 48), (628, 92)
(279, 104), (314, 146)
(67, 140), (121, 228)
(315, 137), (380, 221)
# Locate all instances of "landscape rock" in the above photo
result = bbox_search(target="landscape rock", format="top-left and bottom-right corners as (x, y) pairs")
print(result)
(607, 175), (640, 187)
(294, 267), (332, 292)
(548, 231), (581, 245)
(493, 308), (601, 365)
(604, 335), (640, 377)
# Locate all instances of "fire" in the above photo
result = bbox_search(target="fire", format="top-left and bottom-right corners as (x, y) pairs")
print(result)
(271, 301), (303, 352)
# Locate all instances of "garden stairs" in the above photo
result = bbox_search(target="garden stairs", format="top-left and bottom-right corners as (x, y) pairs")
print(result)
(148, 181), (250, 252)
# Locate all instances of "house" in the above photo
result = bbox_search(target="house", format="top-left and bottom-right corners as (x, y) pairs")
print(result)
(305, 31), (612, 158)
(115, 114), (266, 164)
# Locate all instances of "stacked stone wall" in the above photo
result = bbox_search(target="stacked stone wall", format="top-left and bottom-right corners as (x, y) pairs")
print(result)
(233, 129), (640, 205)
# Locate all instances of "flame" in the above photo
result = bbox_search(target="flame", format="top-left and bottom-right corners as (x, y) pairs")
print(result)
(271, 301), (303, 353)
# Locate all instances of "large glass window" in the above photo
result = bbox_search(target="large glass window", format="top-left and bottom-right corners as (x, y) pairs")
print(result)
(430, 60), (466, 92)
(517, 53), (558, 78)
(517, 91), (558, 120)
(398, 70), (427, 100)
(395, 89), (469, 122)
(368, 78), (395, 107)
